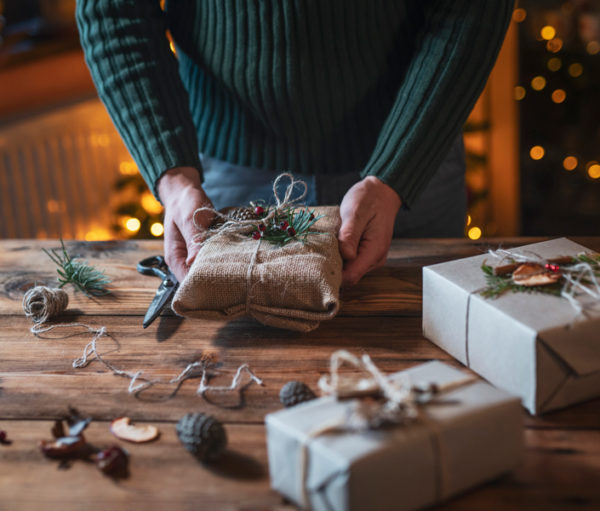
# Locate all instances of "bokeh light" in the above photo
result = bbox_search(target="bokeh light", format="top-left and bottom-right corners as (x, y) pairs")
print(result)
(588, 164), (600, 179)
(125, 217), (141, 233)
(513, 8), (527, 23)
(551, 89), (566, 103)
(562, 156), (578, 171)
(546, 38), (563, 53)
(468, 227), (482, 240)
(547, 57), (562, 71)
(568, 63), (583, 77)
(540, 26), (556, 40)
(531, 76), (547, 91)
(150, 222), (164, 237)
(530, 146), (545, 160)
(514, 86), (526, 100)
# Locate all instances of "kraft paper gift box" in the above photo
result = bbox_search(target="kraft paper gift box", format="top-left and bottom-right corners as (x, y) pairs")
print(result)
(423, 237), (600, 415)
(266, 361), (523, 511)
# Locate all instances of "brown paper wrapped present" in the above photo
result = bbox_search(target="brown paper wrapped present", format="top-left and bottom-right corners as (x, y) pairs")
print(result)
(172, 205), (342, 332)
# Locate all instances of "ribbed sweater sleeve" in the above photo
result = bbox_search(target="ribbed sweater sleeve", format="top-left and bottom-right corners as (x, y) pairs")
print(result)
(75, 0), (203, 199)
(362, 0), (513, 208)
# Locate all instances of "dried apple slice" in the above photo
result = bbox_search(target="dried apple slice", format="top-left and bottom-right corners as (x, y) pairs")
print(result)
(512, 263), (561, 287)
(110, 417), (159, 443)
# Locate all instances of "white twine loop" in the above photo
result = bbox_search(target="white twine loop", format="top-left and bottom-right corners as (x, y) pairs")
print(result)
(197, 363), (264, 396)
(22, 286), (68, 325)
(318, 350), (473, 429)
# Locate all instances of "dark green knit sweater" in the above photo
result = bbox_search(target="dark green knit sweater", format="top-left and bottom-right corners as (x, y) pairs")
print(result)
(76, 0), (512, 206)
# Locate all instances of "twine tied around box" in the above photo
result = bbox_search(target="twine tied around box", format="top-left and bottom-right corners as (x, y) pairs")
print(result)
(298, 350), (475, 509)
(463, 248), (600, 367)
(191, 172), (311, 316)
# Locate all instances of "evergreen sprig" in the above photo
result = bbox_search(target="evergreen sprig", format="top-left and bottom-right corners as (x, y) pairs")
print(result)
(250, 202), (323, 246)
(480, 253), (600, 299)
(43, 240), (111, 297)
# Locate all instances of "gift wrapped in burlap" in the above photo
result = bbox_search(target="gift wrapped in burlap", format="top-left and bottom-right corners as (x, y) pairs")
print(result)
(172, 206), (342, 332)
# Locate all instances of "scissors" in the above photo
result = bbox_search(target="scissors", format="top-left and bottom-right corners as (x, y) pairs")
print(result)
(137, 255), (179, 328)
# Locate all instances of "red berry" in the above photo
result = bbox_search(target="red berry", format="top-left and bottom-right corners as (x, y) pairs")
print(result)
(258, 223), (266, 232)
(254, 206), (265, 216)
(287, 227), (296, 236)
(280, 221), (289, 230)
(309, 213), (315, 220)
(545, 263), (560, 273)
(0, 431), (6, 442)
(252, 231), (261, 240)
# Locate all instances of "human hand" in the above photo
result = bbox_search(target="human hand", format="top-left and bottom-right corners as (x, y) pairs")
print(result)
(157, 167), (214, 282)
(337, 176), (402, 287)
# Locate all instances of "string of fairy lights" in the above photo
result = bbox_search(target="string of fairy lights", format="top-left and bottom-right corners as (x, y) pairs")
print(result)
(514, 4), (599, 180)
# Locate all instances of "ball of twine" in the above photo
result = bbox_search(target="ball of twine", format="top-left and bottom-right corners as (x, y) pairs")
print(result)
(22, 285), (68, 324)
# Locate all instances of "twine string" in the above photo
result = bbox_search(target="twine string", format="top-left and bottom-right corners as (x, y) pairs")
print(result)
(22, 286), (68, 324)
(23, 286), (263, 398)
(197, 363), (264, 396)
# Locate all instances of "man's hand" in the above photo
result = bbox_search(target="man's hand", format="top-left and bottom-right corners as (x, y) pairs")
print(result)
(157, 167), (214, 282)
(338, 176), (402, 287)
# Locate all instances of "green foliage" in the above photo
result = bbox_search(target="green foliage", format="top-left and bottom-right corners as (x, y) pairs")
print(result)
(43, 240), (111, 297)
(251, 202), (323, 246)
(479, 253), (600, 300)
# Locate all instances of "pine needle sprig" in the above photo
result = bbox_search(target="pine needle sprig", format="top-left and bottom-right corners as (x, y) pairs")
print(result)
(479, 252), (600, 300)
(43, 239), (111, 297)
(479, 264), (563, 299)
(251, 204), (324, 246)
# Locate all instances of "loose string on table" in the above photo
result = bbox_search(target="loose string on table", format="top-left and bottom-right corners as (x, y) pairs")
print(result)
(23, 284), (263, 399)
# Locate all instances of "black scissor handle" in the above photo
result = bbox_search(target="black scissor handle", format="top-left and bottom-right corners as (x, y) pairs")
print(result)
(137, 255), (169, 279)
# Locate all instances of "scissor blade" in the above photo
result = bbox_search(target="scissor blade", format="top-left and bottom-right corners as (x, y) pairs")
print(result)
(143, 280), (178, 328)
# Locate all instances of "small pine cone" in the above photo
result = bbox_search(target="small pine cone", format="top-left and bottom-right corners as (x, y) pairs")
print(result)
(176, 413), (227, 462)
(226, 207), (258, 222)
(279, 381), (316, 407)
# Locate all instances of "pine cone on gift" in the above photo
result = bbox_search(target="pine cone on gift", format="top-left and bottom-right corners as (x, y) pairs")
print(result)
(227, 207), (258, 222)
(211, 207), (258, 228)
(279, 381), (316, 407)
(176, 413), (227, 462)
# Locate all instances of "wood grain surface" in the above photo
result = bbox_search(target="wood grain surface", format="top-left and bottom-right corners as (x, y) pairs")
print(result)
(1, 238), (599, 510)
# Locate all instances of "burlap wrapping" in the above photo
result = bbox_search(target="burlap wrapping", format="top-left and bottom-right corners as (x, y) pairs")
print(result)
(172, 206), (343, 332)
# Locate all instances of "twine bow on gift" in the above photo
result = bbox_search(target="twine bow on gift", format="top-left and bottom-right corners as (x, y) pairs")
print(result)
(298, 350), (475, 509)
(191, 172), (309, 243)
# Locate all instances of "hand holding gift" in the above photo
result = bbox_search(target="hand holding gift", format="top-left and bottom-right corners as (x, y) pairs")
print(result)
(172, 174), (343, 332)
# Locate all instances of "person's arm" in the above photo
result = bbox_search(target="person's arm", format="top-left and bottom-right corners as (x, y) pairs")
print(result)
(339, 0), (513, 286)
(76, 0), (210, 280)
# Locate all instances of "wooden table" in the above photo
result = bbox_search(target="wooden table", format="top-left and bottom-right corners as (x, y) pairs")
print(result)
(1, 238), (599, 510)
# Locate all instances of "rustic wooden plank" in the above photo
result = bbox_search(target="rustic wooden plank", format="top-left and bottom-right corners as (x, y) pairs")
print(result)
(0, 420), (283, 510)
(0, 239), (425, 317)
(0, 315), (454, 422)
(439, 429), (600, 511)
(1, 314), (598, 427)
(2, 238), (599, 318)
(0, 422), (598, 511)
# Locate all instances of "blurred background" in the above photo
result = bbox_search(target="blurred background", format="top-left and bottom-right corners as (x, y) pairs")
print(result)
(0, 0), (598, 241)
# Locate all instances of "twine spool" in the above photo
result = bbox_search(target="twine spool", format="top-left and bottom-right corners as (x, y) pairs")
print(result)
(22, 285), (68, 324)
